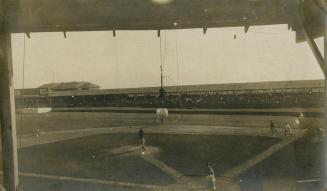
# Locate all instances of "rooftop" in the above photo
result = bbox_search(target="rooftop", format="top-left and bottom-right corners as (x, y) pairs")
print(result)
(38, 81), (100, 91)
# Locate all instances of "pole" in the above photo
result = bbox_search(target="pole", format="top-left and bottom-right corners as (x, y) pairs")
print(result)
(160, 65), (163, 89)
(0, 6), (19, 190)
(323, 16), (327, 189)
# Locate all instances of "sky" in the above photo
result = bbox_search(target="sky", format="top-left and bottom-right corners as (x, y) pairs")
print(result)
(11, 24), (324, 89)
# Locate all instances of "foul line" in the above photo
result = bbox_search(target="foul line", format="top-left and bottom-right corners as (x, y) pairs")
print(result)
(223, 130), (308, 178)
(19, 172), (165, 190)
(142, 156), (185, 181)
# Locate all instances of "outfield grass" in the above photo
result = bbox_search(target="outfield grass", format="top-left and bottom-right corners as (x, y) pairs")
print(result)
(15, 112), (323, 134)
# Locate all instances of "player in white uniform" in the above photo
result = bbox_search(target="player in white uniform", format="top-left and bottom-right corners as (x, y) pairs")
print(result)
(207, 163), (216, 190)
(285, 123), (292, 136)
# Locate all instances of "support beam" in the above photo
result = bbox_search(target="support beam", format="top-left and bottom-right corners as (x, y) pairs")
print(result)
(323, 13), (327, 190)
(113, 30), (116, 37)
(296, 0), (326, 77)
(63, 31), (67, 38)
(157, 29), (160, 37)
(0, 2), (19, 190)
(0, 32), (19, 190)
(302, 25), (326, 77)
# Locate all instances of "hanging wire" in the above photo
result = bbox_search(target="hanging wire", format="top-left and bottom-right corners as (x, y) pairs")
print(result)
(159, 31), (169, 89)
(159, 33), (163, 68)
(175, 30), (179, 88)
(163, 31), (167, 71)
(113, 33), (118, 87)
(159, 32), (164, 86)
(174, 30), (182, 114)
(19, 34), (26, 148)
(165, 76), (175, 86)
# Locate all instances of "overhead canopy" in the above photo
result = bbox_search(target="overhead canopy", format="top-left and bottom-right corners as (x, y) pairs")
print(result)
(3, 0), (327, 41)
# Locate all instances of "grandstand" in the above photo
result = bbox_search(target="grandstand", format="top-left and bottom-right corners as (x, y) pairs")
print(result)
(15, 79), (324, 109)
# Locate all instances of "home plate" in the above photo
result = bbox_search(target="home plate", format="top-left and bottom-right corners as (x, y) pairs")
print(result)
(139, 146), (160, 156)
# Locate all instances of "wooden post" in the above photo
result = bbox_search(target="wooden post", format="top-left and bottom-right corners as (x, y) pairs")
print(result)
(324, 17), (327, 189)
(0, 30), (19, 191)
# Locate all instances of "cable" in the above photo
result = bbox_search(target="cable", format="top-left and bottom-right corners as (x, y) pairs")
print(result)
(175, 30), (182, 114)
(175, 30), (179, 88)
(159, 33), (163, 86)
(163, 31), (167, 71)
(113, 34), (118, 87)
(165, 76), (175, 86)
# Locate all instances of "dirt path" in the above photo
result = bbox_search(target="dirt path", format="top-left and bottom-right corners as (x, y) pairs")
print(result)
(223, 130), (308, 178)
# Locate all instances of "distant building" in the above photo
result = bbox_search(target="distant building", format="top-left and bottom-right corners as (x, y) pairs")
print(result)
(15, 81), (100, 97)
(38, 81), (100, 92)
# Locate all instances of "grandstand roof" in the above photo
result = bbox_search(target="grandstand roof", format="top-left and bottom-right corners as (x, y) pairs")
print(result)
(5, 0), (325, 43)
(104, 79), (325, 94)
(47, 79), (324, 96)
(38, 81), (100, 91)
